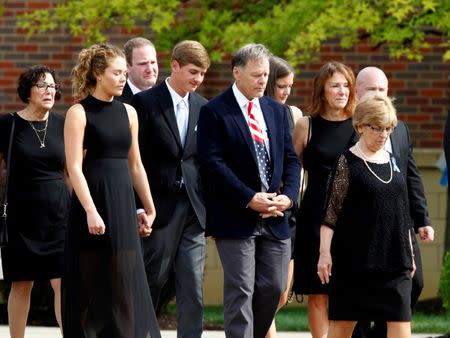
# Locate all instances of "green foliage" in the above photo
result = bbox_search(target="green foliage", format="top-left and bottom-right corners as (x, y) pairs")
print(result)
(16, 0), (179, 45)
(14, 0), (450, 67)
(439, 250), (450, 315)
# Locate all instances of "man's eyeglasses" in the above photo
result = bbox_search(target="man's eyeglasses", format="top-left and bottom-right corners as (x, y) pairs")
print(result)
(35, 83), (60, 92)
(366, 125), (394, 135)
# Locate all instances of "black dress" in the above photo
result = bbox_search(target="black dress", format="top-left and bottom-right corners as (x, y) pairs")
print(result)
(62, 96), (160, 338)
(293, 115), (355, 294)
(0, 112), (69, 281)
(323, 151), (413, 321)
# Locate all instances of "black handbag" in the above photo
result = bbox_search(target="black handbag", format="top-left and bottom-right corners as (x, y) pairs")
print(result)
(1, 113), (16, 247)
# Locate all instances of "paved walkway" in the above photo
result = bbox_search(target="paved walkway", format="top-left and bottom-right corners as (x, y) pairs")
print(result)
(0, 325), (442, 337)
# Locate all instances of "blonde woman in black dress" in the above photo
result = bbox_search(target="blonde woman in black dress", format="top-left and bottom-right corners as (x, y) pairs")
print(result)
(62, 44), (160, 337)
(318, 95), (415, 338)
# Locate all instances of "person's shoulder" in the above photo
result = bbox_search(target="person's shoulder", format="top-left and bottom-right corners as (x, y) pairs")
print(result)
(392, 119), (408, 136)
(260, 96), (283, 109)
(50, 112), (65, 127)
(296, 115), (311, 129)
(190, 91), (208, 104)
(0, 112), (14, 124)
(65, 102), (86, 121)
(204, 87), (232, 108)
(51, 111), (65, 121)
(135, 82), (165, 99)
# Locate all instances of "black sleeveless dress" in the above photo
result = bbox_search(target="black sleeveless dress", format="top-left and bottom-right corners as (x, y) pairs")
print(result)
(293, 115), (355, 295)
(323, 151), (413, 320)
(0, 112), (69, 281)
(62, 95), (160, 338)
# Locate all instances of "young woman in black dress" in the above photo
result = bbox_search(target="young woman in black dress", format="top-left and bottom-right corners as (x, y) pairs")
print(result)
(62, 44), (160, 337)
(0, 65), (70, 337)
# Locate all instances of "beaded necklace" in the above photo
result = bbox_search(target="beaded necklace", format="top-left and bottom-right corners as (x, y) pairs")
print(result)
(355, 141), (392, 184)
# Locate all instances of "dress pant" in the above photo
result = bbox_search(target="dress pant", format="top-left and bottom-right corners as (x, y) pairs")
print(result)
(216, 222), (290, 338)
(141, 187), (205, 338)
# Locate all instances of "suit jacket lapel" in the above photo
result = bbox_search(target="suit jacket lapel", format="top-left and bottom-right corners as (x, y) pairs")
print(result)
(226, 89), (259, 165)
(184, 95), (200, 151)
(159, 82), (183, 148)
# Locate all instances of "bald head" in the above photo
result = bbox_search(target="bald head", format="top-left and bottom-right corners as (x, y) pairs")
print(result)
(356, 66), (389, 99)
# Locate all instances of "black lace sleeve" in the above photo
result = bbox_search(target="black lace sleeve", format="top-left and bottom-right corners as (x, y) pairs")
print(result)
(323, 154), (350, 229)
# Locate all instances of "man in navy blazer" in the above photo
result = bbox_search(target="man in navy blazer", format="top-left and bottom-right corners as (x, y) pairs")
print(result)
(197, 44), (300, 337)
(353, 66), (435, 338)
(131, 40), (210, 338)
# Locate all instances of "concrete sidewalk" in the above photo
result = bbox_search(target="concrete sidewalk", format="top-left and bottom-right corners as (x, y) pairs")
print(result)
(0, 325), (442, 337)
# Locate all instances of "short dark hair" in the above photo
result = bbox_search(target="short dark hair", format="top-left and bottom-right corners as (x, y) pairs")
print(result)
(17, 65), (61, 103)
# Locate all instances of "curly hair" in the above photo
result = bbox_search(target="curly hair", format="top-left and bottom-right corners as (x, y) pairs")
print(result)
(71, 44), (125, 98)
(17, 65), (61, 103)
(308, 61), (356, 118)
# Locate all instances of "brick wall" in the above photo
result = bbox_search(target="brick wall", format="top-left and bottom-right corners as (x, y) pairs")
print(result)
(1, 1), (448, 148)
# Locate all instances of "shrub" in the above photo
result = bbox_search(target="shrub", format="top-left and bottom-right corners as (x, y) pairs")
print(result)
(439, 250), (450, 315)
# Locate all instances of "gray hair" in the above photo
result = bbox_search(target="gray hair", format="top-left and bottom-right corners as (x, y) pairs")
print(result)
(231, 43), (272, 69)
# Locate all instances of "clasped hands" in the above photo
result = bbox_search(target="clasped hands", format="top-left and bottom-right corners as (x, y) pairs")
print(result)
(248, 192), (292, 218)
(137, 212), (156, 237)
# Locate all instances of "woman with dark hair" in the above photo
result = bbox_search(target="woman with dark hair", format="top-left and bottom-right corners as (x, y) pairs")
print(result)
(292, 61), (357, 338)
(62, 44), (160, 337)
(264, 55), (302, 338)
(265, 56), (302, 128)
(0, 65), (69, 337)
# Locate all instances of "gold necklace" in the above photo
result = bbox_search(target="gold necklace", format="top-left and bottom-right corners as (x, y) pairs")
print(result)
(28, 118), (48, 148)
(355, 142), (392, 184)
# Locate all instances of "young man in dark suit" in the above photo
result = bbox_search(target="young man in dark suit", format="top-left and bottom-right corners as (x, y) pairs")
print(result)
(353, 66), (435, 338)
(197, 44), (300, 338)
(117, 37), (158, 104)
(131, 40), (210, 338)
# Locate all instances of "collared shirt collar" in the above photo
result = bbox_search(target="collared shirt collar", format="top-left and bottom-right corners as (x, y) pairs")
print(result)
(232, 82), (259, 110)
(166, 78), (189, 109)
(127, 78), (144, 95)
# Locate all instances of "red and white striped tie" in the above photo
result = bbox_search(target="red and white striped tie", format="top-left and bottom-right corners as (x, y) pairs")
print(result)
(247, 102), (264, 144)
(247, 101), (271, 189)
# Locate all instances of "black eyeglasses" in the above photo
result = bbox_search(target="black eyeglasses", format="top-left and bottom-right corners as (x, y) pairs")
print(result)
(35, 83), (60, 92)
(366, 125), (394, 135)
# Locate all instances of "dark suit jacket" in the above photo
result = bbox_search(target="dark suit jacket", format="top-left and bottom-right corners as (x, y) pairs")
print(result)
(116, 82), (134, 104)
(197, 87), (301, 240)
(131, 80), (207, 229)
(391, 120), (430, 230)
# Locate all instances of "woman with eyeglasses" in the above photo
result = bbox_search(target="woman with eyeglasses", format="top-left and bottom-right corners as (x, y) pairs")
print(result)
(317, 95), (415, 338)
(0, 65), (70, 337)
(292, 62), (356, 338)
